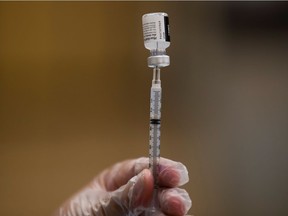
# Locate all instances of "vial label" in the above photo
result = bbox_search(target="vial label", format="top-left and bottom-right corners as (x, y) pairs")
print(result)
(143, 15), (170, 43)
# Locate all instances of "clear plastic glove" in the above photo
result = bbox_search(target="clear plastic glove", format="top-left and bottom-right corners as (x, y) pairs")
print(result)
(53, 157), (192, 216)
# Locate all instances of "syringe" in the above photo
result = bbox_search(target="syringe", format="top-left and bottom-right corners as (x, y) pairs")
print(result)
(148, 66), (162, 215)
(142, 12), (170, 215)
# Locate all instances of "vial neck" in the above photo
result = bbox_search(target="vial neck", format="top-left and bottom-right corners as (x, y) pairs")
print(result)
(150, 49), (166, 56)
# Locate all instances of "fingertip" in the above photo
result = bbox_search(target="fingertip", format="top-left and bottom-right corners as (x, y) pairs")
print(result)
(159, 168), (180, 187)
(159, 188), (192, 216)
(159, 162), (189, 187)
(176, 163), (189, 186)
(134, 157), (149, 175)
(132, 169), (154, 208)
(163, 196), (186, 216)
(141, 169), (154, 207)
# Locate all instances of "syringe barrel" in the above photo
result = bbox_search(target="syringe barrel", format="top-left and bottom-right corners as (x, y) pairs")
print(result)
(149, 85), (161, 180)
(148, 79), (162, 216)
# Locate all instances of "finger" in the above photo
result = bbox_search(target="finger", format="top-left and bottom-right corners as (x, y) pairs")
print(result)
(98, 158), (147, 191)
(159, 188), (192, 216)
(97, 157), (150, 191)
(130, 169), (154, 208)
(105, 169), (153, 216)
(135, 157), (189, 187)
(158, 158), (189, 187)
(97, 157), (188, 191)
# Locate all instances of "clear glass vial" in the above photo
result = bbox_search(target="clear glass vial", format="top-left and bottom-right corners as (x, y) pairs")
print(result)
(142, 13), (170, 68)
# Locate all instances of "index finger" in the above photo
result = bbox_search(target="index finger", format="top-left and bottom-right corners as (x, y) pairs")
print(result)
(98, 157), (188, 191)
(135, 157), (189, 187)
(158, 158), (189, 187)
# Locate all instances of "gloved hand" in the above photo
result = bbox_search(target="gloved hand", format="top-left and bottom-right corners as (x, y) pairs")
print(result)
(53, 157), (192, 216)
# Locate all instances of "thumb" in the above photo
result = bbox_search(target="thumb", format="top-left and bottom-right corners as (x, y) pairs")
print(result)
(104, 169), (153, 216)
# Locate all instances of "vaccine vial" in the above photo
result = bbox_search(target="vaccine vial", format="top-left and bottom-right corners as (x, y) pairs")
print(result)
(142, 13), (170, 68)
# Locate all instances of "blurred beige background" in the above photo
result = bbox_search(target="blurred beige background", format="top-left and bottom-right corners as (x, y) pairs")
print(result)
(0, 2), (288, 216)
